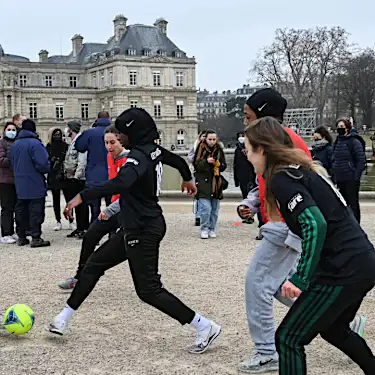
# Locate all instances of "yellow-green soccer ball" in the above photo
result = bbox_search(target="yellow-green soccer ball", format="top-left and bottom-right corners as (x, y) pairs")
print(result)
(3, 304), (35, 335)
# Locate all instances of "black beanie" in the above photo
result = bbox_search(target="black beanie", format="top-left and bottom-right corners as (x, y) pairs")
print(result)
(22, 119), (36, 133)
(246, 88), (287, 121)
(67, 120), (81, 134)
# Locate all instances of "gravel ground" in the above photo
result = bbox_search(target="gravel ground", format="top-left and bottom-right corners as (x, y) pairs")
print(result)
(0, 201), (374, 375)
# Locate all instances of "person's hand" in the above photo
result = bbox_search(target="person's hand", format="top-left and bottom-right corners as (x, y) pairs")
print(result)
(281, 280), (302, 299)
(207, 157), (215, 164)
(181, 180), (197, 196)
(98, 212), (109, 221)
(63, 194), (83, 220)
(238, 205), (252, 219)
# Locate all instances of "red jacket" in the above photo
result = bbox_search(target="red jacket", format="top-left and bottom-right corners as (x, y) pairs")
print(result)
(258, 127), (311, 223)
(107, 151), (127, 202)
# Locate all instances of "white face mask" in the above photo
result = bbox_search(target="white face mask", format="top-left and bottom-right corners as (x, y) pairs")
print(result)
(64, 127), (70, 138)
(238, 136), (245, 144)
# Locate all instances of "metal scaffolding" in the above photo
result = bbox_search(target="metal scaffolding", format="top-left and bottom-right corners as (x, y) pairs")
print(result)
(283, 108), (317, 136)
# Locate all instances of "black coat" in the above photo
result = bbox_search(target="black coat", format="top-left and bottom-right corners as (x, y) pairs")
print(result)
(234, 143), (256, 194)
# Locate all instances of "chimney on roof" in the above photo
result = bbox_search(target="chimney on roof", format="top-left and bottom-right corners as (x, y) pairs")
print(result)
(38, 49), (49, 63)
(154, 17), (168, 35)
(71, 34), (84, 57)
(113, 14), (127, 42)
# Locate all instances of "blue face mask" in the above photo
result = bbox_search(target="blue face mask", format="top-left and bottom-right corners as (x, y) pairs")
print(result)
(5, 130), (16, 139)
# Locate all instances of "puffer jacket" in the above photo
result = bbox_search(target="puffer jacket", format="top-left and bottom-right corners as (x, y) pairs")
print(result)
(64, 133), (87, 180)
(332, 135), (365, 182)
(311, 140), (333, 174)
(0, 137), (15, 184)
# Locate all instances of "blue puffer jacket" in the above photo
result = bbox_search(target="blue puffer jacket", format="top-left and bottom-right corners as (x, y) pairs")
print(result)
(332, 135), (365, 182)
(9, 130), (50, 199)
(311, 140), (333, 174)
(75, 118), (110, 187)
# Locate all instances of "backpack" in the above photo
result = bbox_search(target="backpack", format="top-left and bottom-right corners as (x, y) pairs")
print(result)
(334, 134), (367, 175)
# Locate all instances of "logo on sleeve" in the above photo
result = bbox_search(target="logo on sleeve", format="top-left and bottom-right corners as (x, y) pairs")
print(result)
(287, 193), (303, 212)
(126, 158), (139, 166)
(150, 148), (161, 160)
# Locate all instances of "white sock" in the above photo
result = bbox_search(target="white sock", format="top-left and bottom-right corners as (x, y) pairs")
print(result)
(57, 304), (75, 321)
(190, 313), (211, 331)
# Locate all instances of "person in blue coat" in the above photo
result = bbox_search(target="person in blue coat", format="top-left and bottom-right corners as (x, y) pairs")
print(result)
(74, 111), (111, 223)
(311, 126), (333, 175)
(9, 119), (51, 247)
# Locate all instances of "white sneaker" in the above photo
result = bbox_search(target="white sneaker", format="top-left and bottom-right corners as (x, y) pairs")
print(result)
(12, 234), (19, 241)
(208, 231), (217, 238)
(1, 236), (16, 244)
(238, 352), (279, 373)
(187, 321), (221, 354)
(53, 222), (63, 231)
(69, 221), (77, 231)
(48, 316), (69, 336)
(201, 230), (209, 239)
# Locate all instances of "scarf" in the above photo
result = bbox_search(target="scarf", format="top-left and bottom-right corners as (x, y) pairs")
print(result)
(311, 139), (329, 151)
(195, 142), (223, 197)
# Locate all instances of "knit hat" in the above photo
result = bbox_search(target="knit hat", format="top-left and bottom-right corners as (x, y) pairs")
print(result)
(66, 120), (81, 134)
(22, 119), (36, 133)
(246, 88), (287, 121)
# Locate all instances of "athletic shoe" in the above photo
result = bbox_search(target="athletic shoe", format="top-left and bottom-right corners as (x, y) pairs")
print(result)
(69, 221), (77, 231)
(200, 230), (209, 239)
(53, 222), (62, 231)
(48, 316), (69, 336)
(17, 238), (30, 246)
(11, 234), (18, 241)
(58, 277), (77, 291)
(238, 352), (279, 373)
(1, 236), (16, 244)
(30, 238), (51, 248)
(208, 231), (217, 238)
(350, 315), (367, 337)
(187, 321), (221, 354)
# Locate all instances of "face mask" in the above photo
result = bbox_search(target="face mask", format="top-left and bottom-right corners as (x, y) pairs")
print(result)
(64, 127), (70, 138)
(238, 136), (245, 144)
(313, 138), (322, 142)
(52, 134), (62, 141)
(5, 131), (16, 139)
(337, 128), (346, 136)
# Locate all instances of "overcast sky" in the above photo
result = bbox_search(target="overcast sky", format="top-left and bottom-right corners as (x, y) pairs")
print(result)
(1, 0), (374, 92)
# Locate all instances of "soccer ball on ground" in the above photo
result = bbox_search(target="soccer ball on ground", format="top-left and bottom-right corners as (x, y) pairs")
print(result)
(3, 304), (35, 335)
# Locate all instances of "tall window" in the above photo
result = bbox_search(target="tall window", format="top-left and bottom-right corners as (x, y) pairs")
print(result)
(29, 103), (38, 119)
(153, 71), (161, 87)
(176, 71), (184, 87)
(130, 100), (138, 108)
(154, 100), (161, 118)
(177, 129), (185, 146)
(176, 100), (184, 118)
(92, 73), (96, 86)
(101, 71), (105, 87)
(19, 75), (27, 87)
(129, 70), (137, 86)
(69, 76), (77, 88)
(45, 76), (52, 87)
(81, 103), (89, 120)
(108, 70), (113, 86)
(55, 104), (64, 121)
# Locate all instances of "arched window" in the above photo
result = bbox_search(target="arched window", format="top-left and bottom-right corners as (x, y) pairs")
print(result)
(177, 129), (185, 146)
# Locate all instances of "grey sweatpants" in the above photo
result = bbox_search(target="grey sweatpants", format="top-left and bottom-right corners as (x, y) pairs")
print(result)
(245, 221), (301, 355)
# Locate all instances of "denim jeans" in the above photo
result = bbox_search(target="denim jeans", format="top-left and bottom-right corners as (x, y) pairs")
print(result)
(200, 198), (220, 231)
(195, 199), (202, 219)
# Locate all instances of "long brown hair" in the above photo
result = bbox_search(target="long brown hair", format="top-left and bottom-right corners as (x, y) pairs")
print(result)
(245, 117), (328, 221)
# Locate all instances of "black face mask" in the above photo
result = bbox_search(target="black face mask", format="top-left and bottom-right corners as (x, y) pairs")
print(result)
(337, 128), (346, 136)
(52, 134), (62, 141)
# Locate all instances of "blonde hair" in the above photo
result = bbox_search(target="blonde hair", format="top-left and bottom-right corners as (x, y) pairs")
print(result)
(245, 117), (328, 221)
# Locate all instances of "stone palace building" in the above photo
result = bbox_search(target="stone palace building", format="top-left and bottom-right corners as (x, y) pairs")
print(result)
(0, 15), (198, 148)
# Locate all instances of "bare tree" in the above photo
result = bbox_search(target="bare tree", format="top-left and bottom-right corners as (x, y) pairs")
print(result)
(252, 27), (349, 124)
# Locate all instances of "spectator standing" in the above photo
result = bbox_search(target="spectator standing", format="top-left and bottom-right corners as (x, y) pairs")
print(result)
(193, 130), (227, 239)
(9, 119), (51, 247)
(12, 114), (26, 128)
(311, 126), (333, 175)
(332, 118), (366, 223)
(46, 127), (75, 231)
(75, 111), (111, 222)
(64, 121), (89, 238)
(0, 122), (18, 244)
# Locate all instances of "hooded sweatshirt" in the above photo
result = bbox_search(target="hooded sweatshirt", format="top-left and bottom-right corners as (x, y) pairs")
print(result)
(79, 108), (192, 230)
(75, 117), (111, 187)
